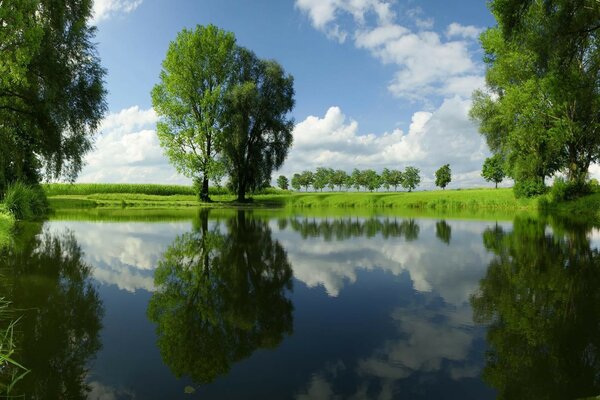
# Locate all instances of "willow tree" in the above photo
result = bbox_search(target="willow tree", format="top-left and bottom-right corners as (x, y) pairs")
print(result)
(152, 25), (237, 202)
(0, 0), (107, 193)
(221, 49), (295, 202)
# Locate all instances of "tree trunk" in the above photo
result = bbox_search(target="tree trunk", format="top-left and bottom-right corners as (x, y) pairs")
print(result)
(495, 182), (498, 189)
(237, 179), (246, 202)
(200, 175), (211, 202)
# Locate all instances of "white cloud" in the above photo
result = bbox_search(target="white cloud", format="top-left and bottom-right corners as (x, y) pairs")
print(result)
(92, 0), (143, 25)
(447, 22), (484, 40)
(296, 0), (483, 99)
(77, 106), (190, 184)
(281, 100), (490, 189)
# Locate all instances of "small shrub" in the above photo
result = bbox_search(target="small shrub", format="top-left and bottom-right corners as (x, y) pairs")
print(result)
(513, 179), (547, 198)
(550, 177), (593, 202)
(2, 182), (48, 220)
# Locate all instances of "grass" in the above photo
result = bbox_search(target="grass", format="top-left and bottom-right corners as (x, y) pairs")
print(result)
(0, 299), (29, 394)
(0, 212), (14, 249)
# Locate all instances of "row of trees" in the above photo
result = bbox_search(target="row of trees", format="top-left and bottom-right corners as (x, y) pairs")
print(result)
(278, 164), (455, 192)
(278, 167), (422, 192)
(0, 0), (107, 195)
(470, 0), (600, 197)
(152, 25), (295, 202)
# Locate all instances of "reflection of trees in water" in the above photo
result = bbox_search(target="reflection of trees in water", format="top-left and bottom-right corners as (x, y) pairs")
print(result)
(472, 216), (600, 399)
(0, 222), (103, 399)
(288, 217), (420, 241)
(147, 210), (294, 384)
(435, 220), (451, 245)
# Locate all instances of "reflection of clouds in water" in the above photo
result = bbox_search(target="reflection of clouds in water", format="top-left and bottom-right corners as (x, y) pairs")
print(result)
(45, 221), (192, 292)
(87, 380), (135, 400)
(591, 228), (600, 251)
(296, 304), (483, 399)
(278, 219), (498, 305)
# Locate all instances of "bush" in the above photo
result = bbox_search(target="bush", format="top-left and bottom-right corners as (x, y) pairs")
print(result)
(513, 179), (547, 198)
(550, 177), (593, 202)
(2, 182), (48, 220)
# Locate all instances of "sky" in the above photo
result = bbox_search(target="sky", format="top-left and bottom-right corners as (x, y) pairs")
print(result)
(78, 0), (600, 189)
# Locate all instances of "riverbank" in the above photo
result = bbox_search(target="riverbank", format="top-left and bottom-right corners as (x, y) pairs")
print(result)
(41, 183), (600, 221)
(0, 211), (14, 248)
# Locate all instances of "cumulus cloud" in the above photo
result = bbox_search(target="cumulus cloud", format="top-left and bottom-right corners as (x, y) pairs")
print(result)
(447, 22), (484, 40)
(280, 100), (490, 189)
(77, 106), (190, 184)
(92, 0), (143, 25)
(295, 0), (484, 99)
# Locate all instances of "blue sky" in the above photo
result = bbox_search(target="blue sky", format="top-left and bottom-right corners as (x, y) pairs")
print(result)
(82, 0), (576, 188)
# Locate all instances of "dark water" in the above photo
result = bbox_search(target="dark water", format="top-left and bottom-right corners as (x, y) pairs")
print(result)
(1, 210), (600, 399)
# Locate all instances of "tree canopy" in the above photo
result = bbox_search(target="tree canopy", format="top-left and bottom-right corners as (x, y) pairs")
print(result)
(470, 0), (600, 197)
(434, 164), (451, 190)
(0, 0), (107, 194)
(481, 154), (506, 188)
(402, 166), (421, 192)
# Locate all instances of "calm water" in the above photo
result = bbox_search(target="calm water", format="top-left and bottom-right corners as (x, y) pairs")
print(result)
(2, 210), (600, 399)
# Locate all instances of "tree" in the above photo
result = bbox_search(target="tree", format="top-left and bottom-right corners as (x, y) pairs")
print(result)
(362, 169), (381, 192)
(221, 48), (295, 202)
(152, 25), (236, 202)
(351, 169), (363, 191)
(434, 164), (451, 190)
(291, 173), (301, 191)
(470, 0), (600, 197)
(402, 166), (421, 192)
(331, 170), (349, 191)
(482, 154), (506, 189)
(313, 167), (332, 192)
(277, 175), (288, 190)
(388, 169), (403, 191)
(298, 170), (314, 192)
(0, 0), (107, 194)
(380, 168), (391, 191)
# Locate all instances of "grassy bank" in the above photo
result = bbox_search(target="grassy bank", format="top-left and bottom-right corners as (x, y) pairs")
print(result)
(0, 212), (14, 248)
(43, 183), (600, 220)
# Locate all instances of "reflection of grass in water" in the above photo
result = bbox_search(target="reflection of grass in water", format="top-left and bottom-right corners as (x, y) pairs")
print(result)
(0, 299), (29, 395)
(0, 212), (14, 249)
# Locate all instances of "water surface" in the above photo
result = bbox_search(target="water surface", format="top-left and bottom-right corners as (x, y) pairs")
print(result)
(2, 210), (599, 399)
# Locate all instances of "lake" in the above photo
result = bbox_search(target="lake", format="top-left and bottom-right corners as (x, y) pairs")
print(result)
(1, 209), (600, 399)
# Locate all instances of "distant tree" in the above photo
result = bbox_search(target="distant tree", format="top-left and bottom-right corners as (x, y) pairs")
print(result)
(152, 25), (236, 202)
(351, 169), (363, 191)
(220, 48), (295, 201)
(313, 167), (332, 192)
(388, 169), (404, 191)
(326, 168), (336, 191)
(299, 170), (314, 192)
(435, 164), (452, 190)
(482, 154), (506, 189)
(402, 166), (421, 192)
(291, 173), (301, 191)
(331, 170), (348, 191)
(362, 169), (381, 192)
(277, 175), (289, 190)
(381, 168), (392, 191)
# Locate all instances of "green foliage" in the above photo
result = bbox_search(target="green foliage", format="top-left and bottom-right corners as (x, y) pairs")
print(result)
(43, 183), (199, 196)
(0, 0), (107, 193)
(513, 178), (547, 198)
(472, 216), (600, 399)
(291, 173), (302, 191)
(331, 169), (349, 191)
(434, 164), (452, 190)
(471, 0), (600, 197)
(152, 25), (237, 202)
(298, 171), (314, 191)
(481, 154), (506, 188)
(277, 175), (289, 190)
(549, 177), (593, 202)
(362, 169), (381, 192)
(147, 211), (293, 384)
(402, 166), (421, 192)
(221, 49), (295, 201)
(2, 182), (48, 220)
(313, 167), (333, 192)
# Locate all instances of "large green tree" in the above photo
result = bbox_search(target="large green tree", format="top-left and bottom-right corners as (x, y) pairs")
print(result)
(152, 25), (237, 202)
(402, 166), (421, 192)
(0, 0), (107, 194)
(482, 154), (506, 188)
(470, 0), (600, 197)
(221, 49), (295, 202)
